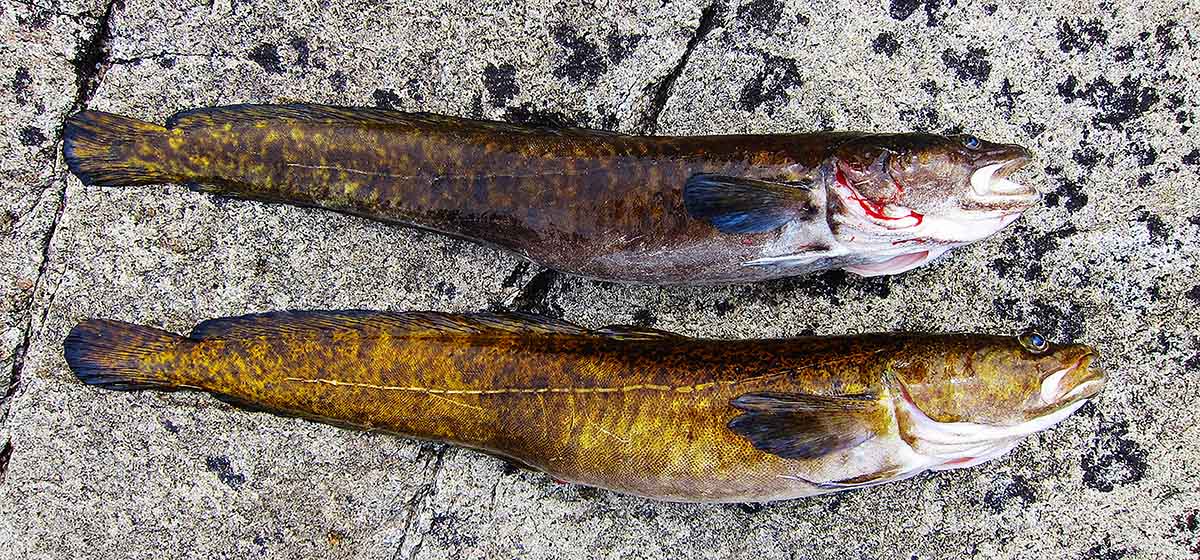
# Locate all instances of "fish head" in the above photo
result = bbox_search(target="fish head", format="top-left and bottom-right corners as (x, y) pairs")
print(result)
(886, 333), (1105, 469)
(830, 133), (1036, 244)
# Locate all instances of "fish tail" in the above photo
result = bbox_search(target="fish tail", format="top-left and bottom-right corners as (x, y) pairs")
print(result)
(64, 319), (193, 391)
(63, 111), (176, 187)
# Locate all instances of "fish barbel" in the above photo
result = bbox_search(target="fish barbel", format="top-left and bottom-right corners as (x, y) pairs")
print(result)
(65, 311), (1103, 503)
(62, 104), (1037, 284)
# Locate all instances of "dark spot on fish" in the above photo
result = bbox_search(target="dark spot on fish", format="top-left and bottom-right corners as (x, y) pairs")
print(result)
(372, 88), (403, 111)
(631, 309), (656, 327)
(552, 25), (607, 84)
(12, 67), (32, 103)
(502, 103), (585, 128)
(18, 126), (46, 147)
(983, 475), (1036, 513)
(737, 0), (784, 32)
(739, 54), (803, 111)
(1057, 18), (1108, 53)
(289, 37), (310, 68)
(1081, 536), (1130, 560)
(993, 78), (1025, 116)
(899, 106), (940, 132)
(1182, 149), (1200, 166)
(605, 32), (642, 65)
(329, 70), (347, 93)
(941, 47), (991, 84)
(205, 455), (246, 489)
(483, 63), (519, 108)
(1135, 209), (1170, 244)
(248, 43), (284, 75)
(735, 502), (766, 514)
(872, 32), (900, 56)
(1082, 420), (1147, 492)
(888, 0), (919, 21)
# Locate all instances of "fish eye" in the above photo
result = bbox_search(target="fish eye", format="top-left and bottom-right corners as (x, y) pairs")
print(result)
(1019, 331), (1049, 353)
(962, 135), (981, 150)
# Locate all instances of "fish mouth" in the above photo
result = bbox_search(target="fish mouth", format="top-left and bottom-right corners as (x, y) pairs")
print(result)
(1040, 351), (1106, 405)
(966, 147), (1038, 211)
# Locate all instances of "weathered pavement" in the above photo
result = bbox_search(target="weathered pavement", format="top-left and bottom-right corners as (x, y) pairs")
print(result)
(0, 0), (1197, 558)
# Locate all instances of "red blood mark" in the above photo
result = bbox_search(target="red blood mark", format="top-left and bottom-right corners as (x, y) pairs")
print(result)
(836, 167), (924, 226)
(942, 456), (976, 466)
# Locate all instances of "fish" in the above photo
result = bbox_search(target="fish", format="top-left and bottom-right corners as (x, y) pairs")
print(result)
(64, 310), (1103, 503)
(62, 104), (1037, 284)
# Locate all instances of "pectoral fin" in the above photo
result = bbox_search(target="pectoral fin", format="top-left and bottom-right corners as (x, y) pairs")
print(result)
(728, 391), (878, 460)
(684, 174), (818, 234)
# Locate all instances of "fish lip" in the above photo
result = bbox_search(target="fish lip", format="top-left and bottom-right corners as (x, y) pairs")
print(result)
(967, 146), (1038, 209)
(1053, 352), (1106, 403)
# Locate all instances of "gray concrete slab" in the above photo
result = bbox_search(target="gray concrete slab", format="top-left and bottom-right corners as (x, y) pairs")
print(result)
(0, 0), (1196, 558)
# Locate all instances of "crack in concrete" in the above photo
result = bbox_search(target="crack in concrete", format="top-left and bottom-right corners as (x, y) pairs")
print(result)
(638, 1), (722, 135)
(392, 445), (448, 560)
(1, 0), (122, 446)
(0, 439), (11, 486)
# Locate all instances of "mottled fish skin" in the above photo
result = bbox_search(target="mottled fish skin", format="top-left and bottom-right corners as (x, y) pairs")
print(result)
(62, 104), (1037, 284)
(64, 311), (1104, 503)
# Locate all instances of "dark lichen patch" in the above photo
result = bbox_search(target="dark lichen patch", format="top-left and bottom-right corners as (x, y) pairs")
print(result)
(993, 78), (1025, 116)
(1058, 76), (1159, 129)
(1082, 420), (1148, 492)
(734, 502), (766, 514)
(329, 70), (347, 93)
(552, 25), (607, 84)
(888, 0), (951, 26)
(1072, 144), (1102, 171)
(889, 0), (919, 20)
(205, 455), (246, 489)
(12, 67), (32, 103)
(18, 126), (47, 147)
(434, 281), (458, 298)
(483, 63), (519, 107)
(1023, 120), (1047, 138)
(713, 299), (735, 316)
(1128, 143), (1157, 167)
(1135, 208), (1170, 244)
(873, 32), (900, 56)
(1081, 536), (1130, 560)
(1155, 21), (1180, 53)
(899, 106), (940, 132)
(248, 43), (284, 75)
(502, 103), (585, 128)
(605, 31), (642, 65)
(1057, 18), (1108, 53)
(983, 475), (1036, 513)
(631, 308), (656, 327)
(1182, 149), (1200, 166)
(739, 54), (803, 111)
(941, 47), (991, 84)
(1186, 285), (1200, 302)
(990, 223), (1079, 281)
(372, 88), (403, 110)
(1041, 167), (1089, 212)
(289, 37), (310, 68)
(736, 0), (784, 32)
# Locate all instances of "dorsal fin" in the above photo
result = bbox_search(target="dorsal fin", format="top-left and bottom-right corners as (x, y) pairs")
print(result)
(728, 391), (879, 460)
(163, 103), (627, 138)
(594, 324), (685, 340)
(188, 310), (591, 340)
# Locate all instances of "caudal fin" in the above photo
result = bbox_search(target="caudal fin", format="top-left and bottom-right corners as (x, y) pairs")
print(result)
(62, 111), (174, 187)
(64, 319), (191, 391)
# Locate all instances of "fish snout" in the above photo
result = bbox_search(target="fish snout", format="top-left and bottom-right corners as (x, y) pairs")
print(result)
(1040, 350), (1106, 405)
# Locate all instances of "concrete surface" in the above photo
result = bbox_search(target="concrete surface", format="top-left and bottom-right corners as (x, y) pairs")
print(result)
(0, 0), (1197, 558)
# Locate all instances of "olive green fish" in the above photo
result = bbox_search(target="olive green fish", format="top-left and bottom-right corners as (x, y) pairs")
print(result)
(62, 104), (1036, 284)
(65, 310), (1103, 503)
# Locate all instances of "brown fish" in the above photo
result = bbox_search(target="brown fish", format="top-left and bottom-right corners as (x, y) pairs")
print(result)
(62, 104), (1037, 284)
(65, 311), (1103, 503)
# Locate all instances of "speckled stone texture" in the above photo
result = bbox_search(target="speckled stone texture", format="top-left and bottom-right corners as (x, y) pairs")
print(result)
(0, 0), (1196, 558)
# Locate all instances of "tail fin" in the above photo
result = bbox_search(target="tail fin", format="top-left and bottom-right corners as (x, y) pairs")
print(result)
(62, 111), (174, 187)
(64, 319), (191, 391)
